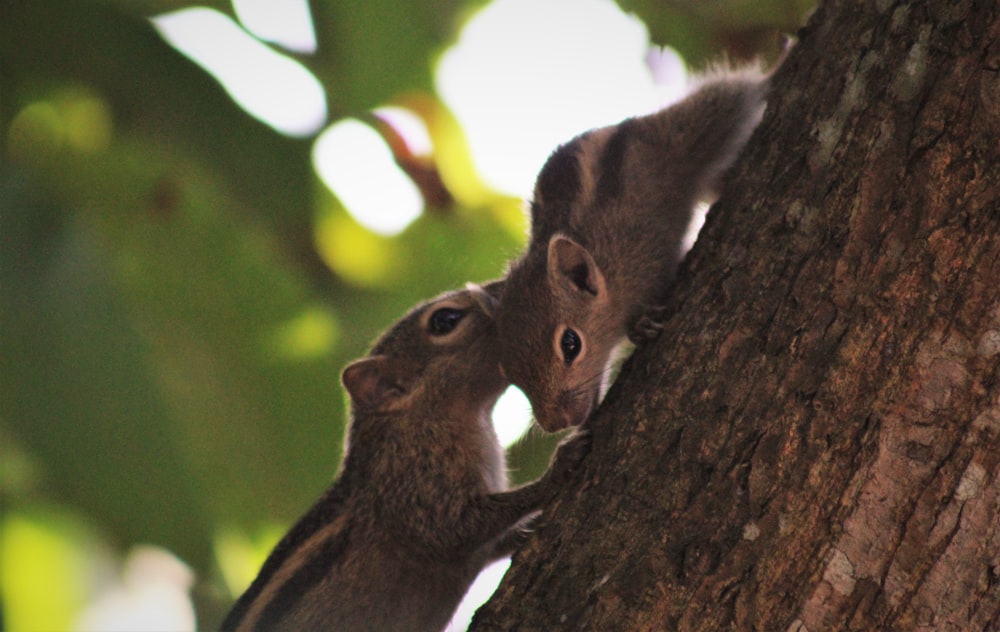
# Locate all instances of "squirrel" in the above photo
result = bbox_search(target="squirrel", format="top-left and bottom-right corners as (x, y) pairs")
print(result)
(220, 281), (590, 632)
(496, 66), (772, 431)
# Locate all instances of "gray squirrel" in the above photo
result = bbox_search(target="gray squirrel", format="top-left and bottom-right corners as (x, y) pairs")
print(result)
(497, 66), (771, 431)
(220, 282), (590, 632)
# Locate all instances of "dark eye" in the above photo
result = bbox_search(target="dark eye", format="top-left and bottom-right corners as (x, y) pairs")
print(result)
(560, 328), (582, 364)
(428, 308), (466, 336)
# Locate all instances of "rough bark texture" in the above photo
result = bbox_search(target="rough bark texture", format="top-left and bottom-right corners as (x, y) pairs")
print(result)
(473, 1), (1000, 630)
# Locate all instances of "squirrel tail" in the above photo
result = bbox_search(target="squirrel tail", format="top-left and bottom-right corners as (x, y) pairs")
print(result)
(650, 65), (771, 204)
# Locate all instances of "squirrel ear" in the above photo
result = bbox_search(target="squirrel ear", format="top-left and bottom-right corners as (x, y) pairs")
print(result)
(465, 281), (500, 318)
(341, 356), (406, 410)
(548, 234), (606, 298)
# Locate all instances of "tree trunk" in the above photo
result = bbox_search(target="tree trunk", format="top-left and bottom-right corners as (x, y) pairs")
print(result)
(473, 1), (1000, 629)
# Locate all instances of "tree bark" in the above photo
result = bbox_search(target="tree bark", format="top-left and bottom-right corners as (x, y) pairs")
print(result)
(473, 1), (1000, 630)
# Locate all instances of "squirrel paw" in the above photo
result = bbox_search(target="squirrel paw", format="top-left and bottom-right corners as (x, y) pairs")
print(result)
(629, 306), (667, 344)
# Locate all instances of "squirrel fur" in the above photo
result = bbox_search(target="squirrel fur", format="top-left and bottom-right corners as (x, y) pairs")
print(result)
(497, 66), (772, 431)
(221, 281), (590, 632)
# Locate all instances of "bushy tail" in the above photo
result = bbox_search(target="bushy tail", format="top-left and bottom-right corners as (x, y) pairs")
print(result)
(638, 65), (771, 204)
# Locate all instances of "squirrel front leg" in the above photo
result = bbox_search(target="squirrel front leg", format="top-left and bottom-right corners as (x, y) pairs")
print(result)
(442, 430), (591, 556)
(476, 428), (586, 560)
(474, 515), (539, 563)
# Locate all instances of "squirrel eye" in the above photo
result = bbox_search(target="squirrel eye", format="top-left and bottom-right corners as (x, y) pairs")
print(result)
(428, 308), (466, 336)
(560, 328), (582, 364)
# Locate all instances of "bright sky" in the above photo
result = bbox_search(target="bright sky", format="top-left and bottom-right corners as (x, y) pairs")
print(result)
(312, 118), (424, 235)
(153, 3), (325, 137)
(436, 0), (685, 196)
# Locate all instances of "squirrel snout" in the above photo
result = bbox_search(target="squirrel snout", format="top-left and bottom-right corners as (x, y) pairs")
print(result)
(534, 394), (593, 432)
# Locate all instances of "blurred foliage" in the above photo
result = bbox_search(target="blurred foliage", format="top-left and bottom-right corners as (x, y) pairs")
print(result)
(0, 0), (809, 628)
(619, 0), (814, 65)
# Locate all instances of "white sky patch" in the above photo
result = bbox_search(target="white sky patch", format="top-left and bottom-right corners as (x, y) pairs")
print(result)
(152, 7), (326, 137)
(436, 0), (686, 197)
(445, 557), (511, 632)
(74, 546), (195, 632)
(682, 201), (710, 253)
(492, 385), (534, 447)
(313, 119), (424, 236)
(232, 0), (317, 54)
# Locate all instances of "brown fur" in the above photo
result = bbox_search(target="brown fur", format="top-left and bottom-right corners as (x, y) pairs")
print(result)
(499, 68), (772, 431)
(222, 281), (590, 632)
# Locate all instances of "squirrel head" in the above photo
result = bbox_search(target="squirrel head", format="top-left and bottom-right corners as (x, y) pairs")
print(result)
(342, 281), (506, 418)
(498, 237), (623, 431)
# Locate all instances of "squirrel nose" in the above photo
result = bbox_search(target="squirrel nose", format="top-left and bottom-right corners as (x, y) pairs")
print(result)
(535, 409), (573, 432)
(535, 396), (590, 432)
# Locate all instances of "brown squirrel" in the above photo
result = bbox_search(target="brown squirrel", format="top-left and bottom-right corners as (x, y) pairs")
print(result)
(497, 67), (771, 431)
(220, 281), (590, 632)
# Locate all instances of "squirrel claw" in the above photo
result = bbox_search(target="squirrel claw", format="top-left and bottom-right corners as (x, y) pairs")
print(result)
(629, 306), (667, 344)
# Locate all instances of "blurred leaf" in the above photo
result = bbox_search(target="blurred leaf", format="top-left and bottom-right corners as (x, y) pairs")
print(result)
(0, 128), (361, 562)
(0, 170), (214, 565)
(307, 0), (475, 112)
(98, 0), (235, 17)
(616, 0), (814, 64)
(1, 0), (319, 276)
(0, 506), (101, 632)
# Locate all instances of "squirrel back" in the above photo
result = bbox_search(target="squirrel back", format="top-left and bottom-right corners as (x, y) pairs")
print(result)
(221, 281), (589, 632)
(498, 65), (771, 431)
